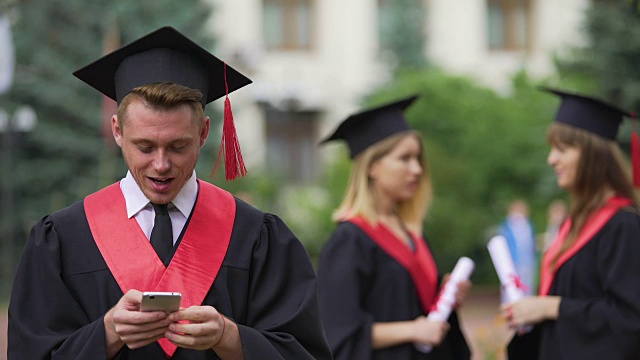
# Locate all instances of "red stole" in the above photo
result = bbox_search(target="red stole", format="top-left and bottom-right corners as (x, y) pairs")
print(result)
(348, 216), (439, 313)
(84, 180), (236, 357)
(539, 196), (632, 296)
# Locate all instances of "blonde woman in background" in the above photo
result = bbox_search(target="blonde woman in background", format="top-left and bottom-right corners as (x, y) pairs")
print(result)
(317, 95), (471, 360)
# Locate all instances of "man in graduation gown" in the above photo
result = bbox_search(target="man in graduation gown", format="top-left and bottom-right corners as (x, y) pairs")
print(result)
(8, 26), (332, 360)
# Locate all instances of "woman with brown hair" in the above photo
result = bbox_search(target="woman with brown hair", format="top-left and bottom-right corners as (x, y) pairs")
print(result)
(503, 89), (640, 360)
(317, 95), (471, 360)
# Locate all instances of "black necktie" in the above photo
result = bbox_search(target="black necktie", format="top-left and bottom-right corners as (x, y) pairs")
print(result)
(150, 203), (173, 263)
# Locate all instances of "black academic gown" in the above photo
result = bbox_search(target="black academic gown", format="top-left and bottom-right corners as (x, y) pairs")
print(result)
(8, 195), (333, 360)
(508, 207), (640, 360)
(317, 222), (470, 360)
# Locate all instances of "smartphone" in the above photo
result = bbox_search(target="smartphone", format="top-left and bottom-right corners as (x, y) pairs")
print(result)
(140, 292), (182, 313)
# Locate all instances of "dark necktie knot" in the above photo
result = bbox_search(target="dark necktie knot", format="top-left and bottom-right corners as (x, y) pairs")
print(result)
(150, 202), (173, 265)
(151, 203), (169, 215)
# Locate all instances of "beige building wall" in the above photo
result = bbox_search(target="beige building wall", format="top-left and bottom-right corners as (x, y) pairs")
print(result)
(207, 0), (388, 167)
(427, 0), (589, 92)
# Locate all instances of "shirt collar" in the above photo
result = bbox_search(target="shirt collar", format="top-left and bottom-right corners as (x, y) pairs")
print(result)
(171, 172), (198, 218)
(120, 170), (198, 219)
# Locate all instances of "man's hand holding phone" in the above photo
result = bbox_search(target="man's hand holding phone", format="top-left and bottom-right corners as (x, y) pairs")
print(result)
(104, 289), (177, 356)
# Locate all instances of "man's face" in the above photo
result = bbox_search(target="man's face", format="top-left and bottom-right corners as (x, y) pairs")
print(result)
(112, 99), (209, 204)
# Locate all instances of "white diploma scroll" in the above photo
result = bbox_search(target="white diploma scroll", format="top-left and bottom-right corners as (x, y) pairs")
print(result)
(487, 235), (533, 333)
(487, 235), (526, 303)
(415, 256), (475, 353)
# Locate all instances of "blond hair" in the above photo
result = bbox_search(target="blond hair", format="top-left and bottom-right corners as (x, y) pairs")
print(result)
(117, 82), (204, 130)
(333, 131), (432, 229)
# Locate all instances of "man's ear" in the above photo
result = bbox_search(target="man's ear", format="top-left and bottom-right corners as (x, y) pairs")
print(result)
(112, 115), (123, 148)
(200, 116), (210, 148)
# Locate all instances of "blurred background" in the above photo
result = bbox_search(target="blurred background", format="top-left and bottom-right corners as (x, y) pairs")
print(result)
(1, 0), (640, 358)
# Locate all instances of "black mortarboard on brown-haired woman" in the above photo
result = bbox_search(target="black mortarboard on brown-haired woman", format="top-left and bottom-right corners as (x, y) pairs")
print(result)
(542, 87), (640, 187)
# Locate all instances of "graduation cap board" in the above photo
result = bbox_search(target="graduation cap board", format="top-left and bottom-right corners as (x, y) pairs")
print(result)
(73, 26), (252, 180)
(320, 95), (418, 158)
(542, 88), (629, 140)
(542, 87), (640, 187)
(73, 26), (251, 106)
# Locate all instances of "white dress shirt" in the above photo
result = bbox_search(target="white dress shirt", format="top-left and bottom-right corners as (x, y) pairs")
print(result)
(119, 170), (198, 245)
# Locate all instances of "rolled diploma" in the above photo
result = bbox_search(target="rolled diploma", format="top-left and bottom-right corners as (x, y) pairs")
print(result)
(487, 235), (525, 303)
(487, 235), (532, 333)
(415, 256), (475, 353)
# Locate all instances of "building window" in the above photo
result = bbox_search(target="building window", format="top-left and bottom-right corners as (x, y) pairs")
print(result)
(377, 0), (426, 68)
(264, 106), (319, 182)
(487, 0), (530, 51)
(263, 0), (313, 51)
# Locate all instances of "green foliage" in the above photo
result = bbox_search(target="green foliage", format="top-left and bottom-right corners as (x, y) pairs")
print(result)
(556, 0), (640, 110)
(206, 165), (282, 211)
(204, 155), (352, 266)
(282, 153), (351, 263)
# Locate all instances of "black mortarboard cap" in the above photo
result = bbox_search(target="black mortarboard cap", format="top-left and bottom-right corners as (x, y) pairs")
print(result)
(543, 87), (640, 188)
(320, 95), (418, 158)
(73, 26), (252, 107)
(74, 26), (252, 181)
(542, 88), (630, 140)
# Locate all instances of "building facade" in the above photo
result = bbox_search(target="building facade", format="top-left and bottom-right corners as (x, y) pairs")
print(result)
(207, 0), (589, 183)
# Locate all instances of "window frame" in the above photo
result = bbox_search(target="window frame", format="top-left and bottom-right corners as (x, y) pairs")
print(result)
(487, 0), (532, 51)
(263, 105), (320, 183)
(263, 0), (315, 51)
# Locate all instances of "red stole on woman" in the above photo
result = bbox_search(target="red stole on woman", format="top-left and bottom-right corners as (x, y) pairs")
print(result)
(348, 216), (439, 313)
(84, 180), (236, 357)
(539, 196), (632, 296)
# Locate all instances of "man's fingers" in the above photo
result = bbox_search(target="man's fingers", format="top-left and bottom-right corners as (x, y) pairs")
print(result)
(124, 289), (143, 300)
(169, 319), (219, 336)
(121, 289), (144, 308)
(165, 330), (213, 351)
(114, 309), (167, 326)
(114, 317), (173, 344)
(125, 330), (167, 349)
(169, 306), (217, 323)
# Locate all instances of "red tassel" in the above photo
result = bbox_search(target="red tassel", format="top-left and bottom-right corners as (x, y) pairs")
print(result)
(632, 112), (640, 188)
(211, 63), (247, 181)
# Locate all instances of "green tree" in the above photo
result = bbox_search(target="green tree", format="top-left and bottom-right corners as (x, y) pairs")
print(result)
(556, 0), (640, 110)
(0, 0), (214, 299)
